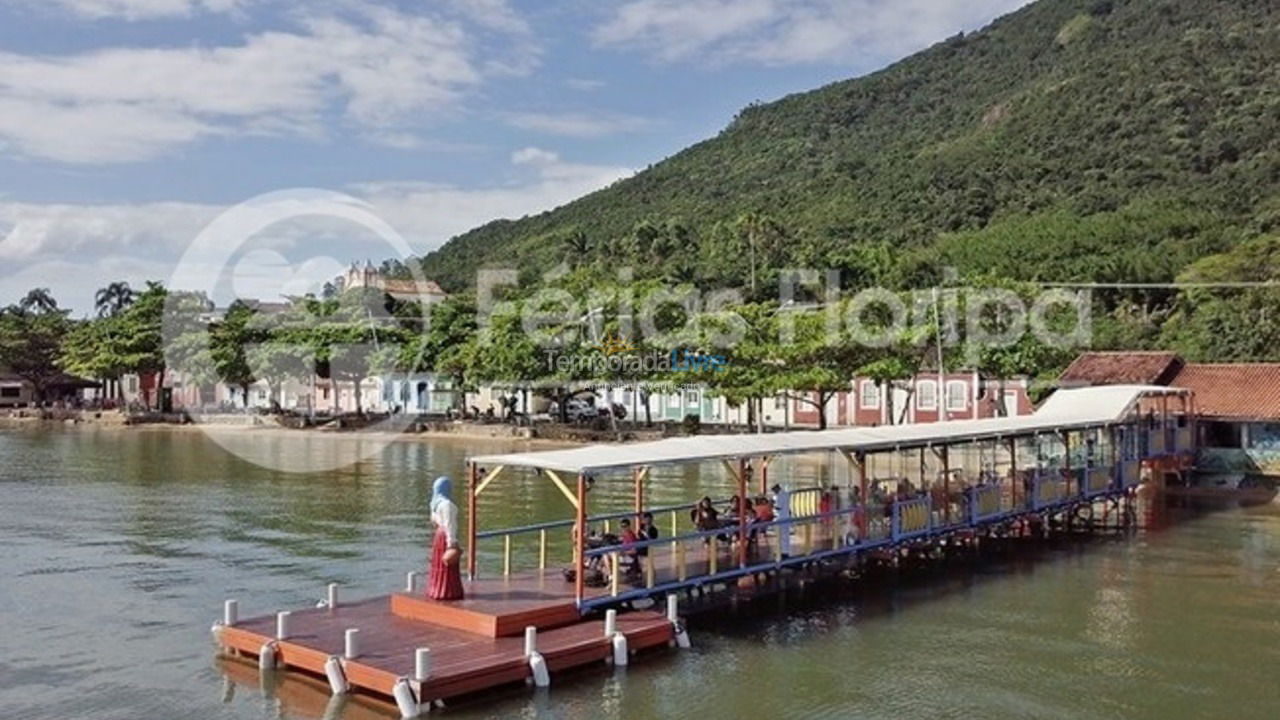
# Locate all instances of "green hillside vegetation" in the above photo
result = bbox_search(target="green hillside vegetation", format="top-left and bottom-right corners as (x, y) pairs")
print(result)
(416, 0), (1280, 362)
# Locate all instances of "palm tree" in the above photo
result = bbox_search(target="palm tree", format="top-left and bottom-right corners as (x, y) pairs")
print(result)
(18, 288), (58, 314)
(94, 282), (136, 317)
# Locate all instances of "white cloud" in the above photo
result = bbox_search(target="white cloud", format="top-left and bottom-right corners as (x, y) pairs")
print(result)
(0, 4), (533, 163)
(505, 111), (654, 138)
(565, 78), (606, 91)
(2, 0), (251, 21)
(593, 0), (1033, 65)
(0, 150), (633, 311)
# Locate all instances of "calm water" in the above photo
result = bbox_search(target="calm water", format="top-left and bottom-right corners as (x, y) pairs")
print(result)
(1, 426), (1277, 720)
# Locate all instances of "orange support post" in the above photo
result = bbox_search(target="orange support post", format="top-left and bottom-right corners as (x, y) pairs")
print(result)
(737, 458), (748, 568)
(633, 466), (644, 525)
(1008, 437), (1018, 508)
(857, 451), (868, 541)
(941, 445), (951, 524)
(575, 473), (587, 606)
(466, 461), (478, 581)
(1062, 430), (1072, 494)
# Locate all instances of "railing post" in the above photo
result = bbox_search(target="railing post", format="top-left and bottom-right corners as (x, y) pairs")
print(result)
(539, 529), (547, 571)
(503, 534), (512, 577)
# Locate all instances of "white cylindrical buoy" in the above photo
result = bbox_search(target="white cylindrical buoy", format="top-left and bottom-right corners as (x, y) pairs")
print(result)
(327, 583), (339, 609)
(276, 611), (291, 640)
(415, 648), (432, 682)
(675, 624), (691, 649)
(528, 651), (550, 688)
(524, 626), (537, 658)
(392, 678), (422, 718)
(604, 609), (617, 638)
(405, 571), (418, 593)
(666, 594), (678, 623)
(324, 655), (349, 695)
(611, 632), (629, 667)
(344, 628), (360, 659)
(224, 599), (239, 626)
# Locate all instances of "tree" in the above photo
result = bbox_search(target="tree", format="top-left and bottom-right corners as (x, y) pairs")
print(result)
(163, 291), (218, 405)
(18, 288), (58, 314)
(114, 282), (168, 409)
(210, 301), (259, 407)
(95, 282), (136, 318)
(0, 298), (70, 403)
(733, 212), (785, 297)
(60, 318), (127, 399)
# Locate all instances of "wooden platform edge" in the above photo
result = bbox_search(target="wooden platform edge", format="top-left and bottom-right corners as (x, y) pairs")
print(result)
(215, 610), (676, 704)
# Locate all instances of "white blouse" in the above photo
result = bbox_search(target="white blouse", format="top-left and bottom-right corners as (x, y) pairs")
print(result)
(433, 500), (459, 548)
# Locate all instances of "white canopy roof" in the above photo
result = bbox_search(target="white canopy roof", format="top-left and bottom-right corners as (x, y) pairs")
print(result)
(470, 385), (1187, 476)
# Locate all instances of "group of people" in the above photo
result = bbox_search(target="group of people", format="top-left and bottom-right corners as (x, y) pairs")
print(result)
(689, 492), (782, 534)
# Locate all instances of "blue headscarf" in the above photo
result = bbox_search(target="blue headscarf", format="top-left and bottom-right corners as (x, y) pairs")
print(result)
(431, 475), (453, 513)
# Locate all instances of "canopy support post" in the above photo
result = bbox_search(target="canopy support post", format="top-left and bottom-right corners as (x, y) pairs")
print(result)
(853, 450), (867, 541)
(467, 461), (478, 582)
(941, 445), (951, 525)
(633, 466), (649, 525)
(737, 457), (748, 568)
(1008, 436), (1018, 509)
(574, 472), (587, 607)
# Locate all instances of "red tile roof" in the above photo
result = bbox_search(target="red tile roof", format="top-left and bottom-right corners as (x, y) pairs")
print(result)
(1058, 352), (1183, 387)
(1171, 364), (1280, 420)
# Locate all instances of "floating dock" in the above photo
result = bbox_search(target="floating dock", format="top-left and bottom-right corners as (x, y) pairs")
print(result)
(213, 575), (680, 716)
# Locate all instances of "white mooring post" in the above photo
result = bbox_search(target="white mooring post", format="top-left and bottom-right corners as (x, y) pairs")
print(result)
(276, 611), (291, 640)
(415, 648), (432, 682)
(605, 609), (628, 666)
(327, 583), (339, 609)
(405, 571), (418, 593)
(344, 629), (360, 660)
(224, 599), (239, 626)
(525, 626), (550, 687)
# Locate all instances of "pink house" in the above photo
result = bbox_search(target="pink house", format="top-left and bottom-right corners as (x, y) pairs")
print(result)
(789, 372), (1032, 428)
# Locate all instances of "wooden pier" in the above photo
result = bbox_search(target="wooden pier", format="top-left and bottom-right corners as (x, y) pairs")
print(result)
(213, 385), (1197, 716)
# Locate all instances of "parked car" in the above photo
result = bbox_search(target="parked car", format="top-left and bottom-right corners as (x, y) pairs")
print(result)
(550, 397), (602, 422)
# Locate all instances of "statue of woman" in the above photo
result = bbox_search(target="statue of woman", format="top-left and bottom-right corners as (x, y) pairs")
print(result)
(427, 475), (464, 601)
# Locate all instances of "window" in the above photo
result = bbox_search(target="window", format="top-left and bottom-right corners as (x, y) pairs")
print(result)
(685, 390), (700, 407)
(774, 394), (787, 410)
(0, 386), (20, 398)
(916, 380), (937, 410)
(859, 381), (880, 409)
(946, 381), (968, 411)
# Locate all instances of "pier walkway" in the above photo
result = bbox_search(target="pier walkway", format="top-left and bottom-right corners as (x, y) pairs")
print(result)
(212, 385), (1195, 716)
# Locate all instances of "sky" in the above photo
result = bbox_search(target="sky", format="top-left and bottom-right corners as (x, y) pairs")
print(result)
(0, 0), (1033, 314)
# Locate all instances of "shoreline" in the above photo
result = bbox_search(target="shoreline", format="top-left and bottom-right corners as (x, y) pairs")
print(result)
(0, 410), (670, 447)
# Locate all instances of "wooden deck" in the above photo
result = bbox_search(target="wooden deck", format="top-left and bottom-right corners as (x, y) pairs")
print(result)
(215, 586), (674, 707)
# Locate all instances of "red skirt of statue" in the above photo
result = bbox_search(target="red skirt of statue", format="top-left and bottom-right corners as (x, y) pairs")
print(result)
(427, 529), (464, 601)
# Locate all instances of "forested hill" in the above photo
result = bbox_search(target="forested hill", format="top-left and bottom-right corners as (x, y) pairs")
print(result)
(420, 0), (1280, 297)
